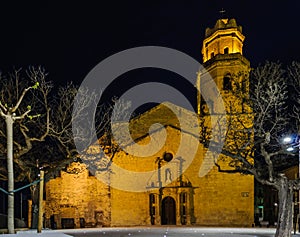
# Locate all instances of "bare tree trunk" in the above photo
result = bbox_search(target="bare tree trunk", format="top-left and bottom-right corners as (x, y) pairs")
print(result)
(275, 177), (293, 237)
(6, 115), (14, 234)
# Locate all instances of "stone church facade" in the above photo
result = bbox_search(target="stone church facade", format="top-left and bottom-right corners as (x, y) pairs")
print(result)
(42, 18), (254, 228)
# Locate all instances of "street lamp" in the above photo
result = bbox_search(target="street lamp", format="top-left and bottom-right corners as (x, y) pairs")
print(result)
(287, 147), (295, 152)
(283, 137), (293, 143)
(283, 135), (300, 169)
(283, 135), (300, 231)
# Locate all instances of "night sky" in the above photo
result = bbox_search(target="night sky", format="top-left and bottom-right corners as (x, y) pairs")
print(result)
(0, 1), (299, 89)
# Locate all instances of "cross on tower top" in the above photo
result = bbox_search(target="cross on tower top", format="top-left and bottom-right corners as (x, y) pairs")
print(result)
(219, 8), (226, 18)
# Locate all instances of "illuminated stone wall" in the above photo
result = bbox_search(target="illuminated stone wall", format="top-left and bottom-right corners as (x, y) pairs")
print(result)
(44, 105), (254, 227)
(283, 166), (298, 180)
(106, 122), (254, 227)
(44, 162), (111, 228)
(188, 156), (254, 226)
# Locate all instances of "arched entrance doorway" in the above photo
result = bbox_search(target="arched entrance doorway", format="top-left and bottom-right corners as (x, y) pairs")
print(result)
(161, 196), (176, 225)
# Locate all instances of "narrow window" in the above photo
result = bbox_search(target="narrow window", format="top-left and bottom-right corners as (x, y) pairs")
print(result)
(182, 206), (186, 215)
(150, 194), (155, 204)
(224, 47), (229, 54)
(151, 206), (156, 215)
(210, 52), (214, 59)
(180, 192), (187, 225)
(149, 194), (156, 225)
(180, 192), (187, 203)
(223, 73), (232, 91)
(241, 80), (247, 93)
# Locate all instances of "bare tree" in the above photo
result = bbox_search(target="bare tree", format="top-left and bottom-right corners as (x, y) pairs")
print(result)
(0, 67), (52, 233)
(49, 83), (131, 175)
(203, 61), (300, 237)
(288, 61), (300, 130)
(0, 68), (131, 231)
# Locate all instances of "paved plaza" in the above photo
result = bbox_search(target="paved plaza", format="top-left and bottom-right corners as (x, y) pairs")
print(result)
(12, 227), (300, 237)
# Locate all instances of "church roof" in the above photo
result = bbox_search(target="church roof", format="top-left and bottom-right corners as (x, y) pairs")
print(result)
(111, 102), (200, 147)
(205, 18), (242, 38)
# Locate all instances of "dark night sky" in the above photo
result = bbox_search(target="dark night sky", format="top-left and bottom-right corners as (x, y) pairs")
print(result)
(0, 1), (299, 89)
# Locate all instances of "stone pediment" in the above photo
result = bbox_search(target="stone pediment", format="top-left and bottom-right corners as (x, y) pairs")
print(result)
(111, 101), (200, 147)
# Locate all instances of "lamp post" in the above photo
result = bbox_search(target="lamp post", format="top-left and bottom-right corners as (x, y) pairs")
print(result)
(283, 135), (300, 232)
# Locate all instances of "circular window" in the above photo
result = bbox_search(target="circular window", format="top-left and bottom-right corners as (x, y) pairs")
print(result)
(163, 152), (173, 162)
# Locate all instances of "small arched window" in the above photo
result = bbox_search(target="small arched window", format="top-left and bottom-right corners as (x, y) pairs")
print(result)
(241, 80), (247, 93)
(223, 73), (232, 91)
(224, 47), (229, 54)
(210, 52), (214, 59)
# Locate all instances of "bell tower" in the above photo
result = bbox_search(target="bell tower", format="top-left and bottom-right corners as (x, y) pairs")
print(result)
(202, 18), (245, 62)
(197, 18), (250, 115)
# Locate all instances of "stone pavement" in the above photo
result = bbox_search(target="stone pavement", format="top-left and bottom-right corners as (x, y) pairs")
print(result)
(1, 227), (300, 237)
(2, 229), (71, 236)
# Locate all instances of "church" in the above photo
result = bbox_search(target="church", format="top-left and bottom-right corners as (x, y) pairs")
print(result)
(41, 17), (254, 228)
